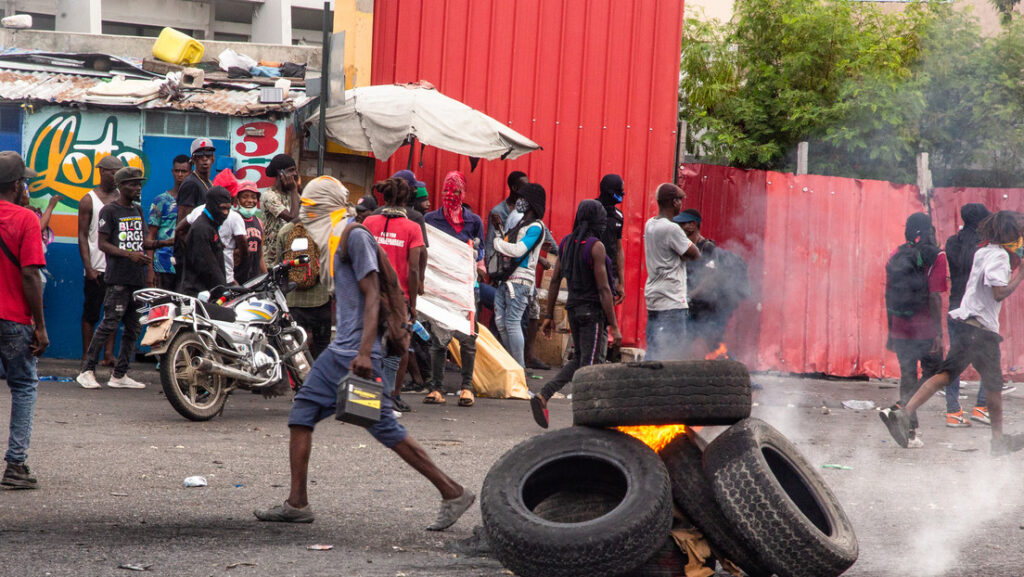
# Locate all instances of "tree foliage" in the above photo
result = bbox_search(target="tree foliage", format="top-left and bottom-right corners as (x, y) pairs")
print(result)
(681, 0), (1024, 185)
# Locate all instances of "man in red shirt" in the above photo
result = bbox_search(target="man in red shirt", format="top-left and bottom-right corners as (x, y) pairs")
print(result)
(0, 151), (48, 489)
(884, 212), (948, 448)
(363, 178), (425, 414)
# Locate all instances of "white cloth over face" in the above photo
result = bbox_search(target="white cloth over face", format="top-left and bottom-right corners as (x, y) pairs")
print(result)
(297, 176), (350, 292)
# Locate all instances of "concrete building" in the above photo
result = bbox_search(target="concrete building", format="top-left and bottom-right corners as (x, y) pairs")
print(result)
(2, 0), (330, 45)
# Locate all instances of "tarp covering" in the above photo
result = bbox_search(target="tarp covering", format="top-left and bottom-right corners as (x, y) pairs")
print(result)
(419, 223), (476, 336)
(449, 324), (529, 400)
(313, 83), (541, 161)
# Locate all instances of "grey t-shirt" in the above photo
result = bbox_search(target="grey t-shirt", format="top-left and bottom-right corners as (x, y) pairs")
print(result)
(330, 227), (383, 358)
(643, 216), (693, 311)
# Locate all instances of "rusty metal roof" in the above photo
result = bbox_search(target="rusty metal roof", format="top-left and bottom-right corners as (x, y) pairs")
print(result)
(0, 67), (311, 117)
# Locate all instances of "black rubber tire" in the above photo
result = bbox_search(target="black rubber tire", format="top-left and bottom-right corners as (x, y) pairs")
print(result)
(660, 433), (772, 577)
(704, 418), (859, 577)
(481, 427), (673, 577)
(617, 535), (693, 577)
(160, 331), (229, 421)
(572, 360), (751, 427)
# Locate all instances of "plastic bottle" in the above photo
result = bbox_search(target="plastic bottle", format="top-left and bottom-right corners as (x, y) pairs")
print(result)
(412, 320), (430, 341)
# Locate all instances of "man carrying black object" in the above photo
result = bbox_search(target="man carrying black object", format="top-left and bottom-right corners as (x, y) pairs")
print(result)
(254, 217), (474, 529)
(180, 186), (231, 296)
(76, 167), (170, 390)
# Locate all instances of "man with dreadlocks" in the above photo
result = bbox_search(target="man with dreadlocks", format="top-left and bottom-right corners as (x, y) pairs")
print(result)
(881, 212), (947, 448)
(881, 210), (1024, 455)
(531, 199), (621, 429)
(423, 171), (485, 407)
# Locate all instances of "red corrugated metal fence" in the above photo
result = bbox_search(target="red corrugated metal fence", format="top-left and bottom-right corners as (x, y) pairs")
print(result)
(370, 0), (685, 347)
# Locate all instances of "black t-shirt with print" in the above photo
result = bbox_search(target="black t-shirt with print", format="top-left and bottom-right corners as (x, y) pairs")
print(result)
(98, 202), (147, 287)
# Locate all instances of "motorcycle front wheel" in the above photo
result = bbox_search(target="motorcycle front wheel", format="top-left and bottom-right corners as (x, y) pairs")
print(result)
(160, 331), (229, 421)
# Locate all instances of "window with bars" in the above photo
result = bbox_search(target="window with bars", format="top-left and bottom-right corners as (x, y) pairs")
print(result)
(144, 111), (229, 138)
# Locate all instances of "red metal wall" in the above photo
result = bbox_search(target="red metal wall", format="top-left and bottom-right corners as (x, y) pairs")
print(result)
(681, 164), (926, 378)
(370, 0), (686, 346)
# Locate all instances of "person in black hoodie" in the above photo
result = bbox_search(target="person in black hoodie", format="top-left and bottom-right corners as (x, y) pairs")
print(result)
(181, 186), (230, 296)
(943, 203), (1000, 427)
(597, 174), (626, 304)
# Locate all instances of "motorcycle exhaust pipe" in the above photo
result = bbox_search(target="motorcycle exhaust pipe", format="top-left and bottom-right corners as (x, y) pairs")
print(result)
(193, 358), (264, 384)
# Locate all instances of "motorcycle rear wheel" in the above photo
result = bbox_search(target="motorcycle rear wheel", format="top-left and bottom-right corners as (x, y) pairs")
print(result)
(160, 331), (229, 421)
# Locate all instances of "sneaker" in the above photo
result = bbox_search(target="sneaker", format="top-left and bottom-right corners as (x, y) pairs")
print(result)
(971, 407), (991, 426)
(254, 501), (315, 523)
(426, 489), (476, 531)
(907, 430), (924, 449)
(946, 410), (971, 428)
(107, 374), (146, 389)
(76, 371), (101, 389)
(1003, 384), (1018, 394)
(1, 461), (38, 489)
(879, 406), (911, 448)
(991, 433), (1024, 456)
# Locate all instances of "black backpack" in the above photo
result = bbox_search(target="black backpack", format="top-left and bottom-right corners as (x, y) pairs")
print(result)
(885, 243), (930, 318)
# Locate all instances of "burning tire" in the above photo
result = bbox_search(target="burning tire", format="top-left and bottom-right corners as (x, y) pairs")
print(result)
(704, 418), (858, 577)
(572, 360), (751, 428)
(481, 427), (673, 577)
(660, 434), (772, 577)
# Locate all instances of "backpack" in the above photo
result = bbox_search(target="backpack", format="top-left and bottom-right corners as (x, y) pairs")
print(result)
(489, 222), (543, 284)
(885, 243), (930, 318)
(281, 222), (321, 289)
(339, 222), (412, 357)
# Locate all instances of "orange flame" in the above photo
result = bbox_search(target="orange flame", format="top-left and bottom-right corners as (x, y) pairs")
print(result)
(618, 424), (693, 452)
(705, 342), (729, 360)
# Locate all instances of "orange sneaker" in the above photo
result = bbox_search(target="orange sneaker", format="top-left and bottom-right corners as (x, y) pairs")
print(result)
(946, 410), (970, 428)
(971, 407), (991, 426)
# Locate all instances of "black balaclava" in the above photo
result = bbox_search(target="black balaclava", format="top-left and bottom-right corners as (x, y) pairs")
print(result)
(598, 174), (624, 206)
(961, 203), (991, 231)
(562, 199), (608, 283)
(904, 211), (939, 266)
(204, 186), (232, 227)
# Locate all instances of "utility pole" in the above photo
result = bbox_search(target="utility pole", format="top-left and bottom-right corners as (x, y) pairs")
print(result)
(317, 1), (330, 175)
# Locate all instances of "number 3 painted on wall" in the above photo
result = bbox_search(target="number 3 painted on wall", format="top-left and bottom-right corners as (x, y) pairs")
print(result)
(234, 122), (280, 188)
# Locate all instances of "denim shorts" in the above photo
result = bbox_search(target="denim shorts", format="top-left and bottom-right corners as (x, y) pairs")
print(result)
(288, 345), (408, 448)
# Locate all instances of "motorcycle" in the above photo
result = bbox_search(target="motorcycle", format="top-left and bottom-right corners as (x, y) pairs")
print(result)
(134, 249), (315, 421)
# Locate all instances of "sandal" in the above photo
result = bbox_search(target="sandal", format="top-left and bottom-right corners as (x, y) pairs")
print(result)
(458, 390), (475, 407)
(530, 395), (549, 428)
(423, 391), (446, 404)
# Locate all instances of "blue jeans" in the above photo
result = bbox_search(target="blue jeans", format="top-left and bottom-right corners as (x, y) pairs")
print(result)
(646, 308), (689, 361)
(0, 320), (38, 464)
(943, 319), (986, 413)
(494, 281), (533, 367)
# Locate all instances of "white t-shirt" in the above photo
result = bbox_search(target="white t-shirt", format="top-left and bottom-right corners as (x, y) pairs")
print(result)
(643, 216), (693, 311)
(949, 244), (1010, 334)
(186, 206), (246, 284)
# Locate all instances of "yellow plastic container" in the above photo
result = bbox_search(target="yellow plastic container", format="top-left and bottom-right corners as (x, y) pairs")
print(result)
(152, 27), (205, 66)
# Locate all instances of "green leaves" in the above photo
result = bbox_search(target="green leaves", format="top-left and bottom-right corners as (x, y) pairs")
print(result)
(681, 0), (1024, 185)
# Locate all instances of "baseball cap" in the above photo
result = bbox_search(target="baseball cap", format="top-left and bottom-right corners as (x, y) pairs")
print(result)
(673, 208), (701, 224)
(237, 180), (260, 196)
(190, 138), (216, 156)
(392, 169), (425, 189)
(0, 151), (36, 183)
(355, 195), (378, 213)
(114, 166), (146, 185)
(96, 155), (125, 171)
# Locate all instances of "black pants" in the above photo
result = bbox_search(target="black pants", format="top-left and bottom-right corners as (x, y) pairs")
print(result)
(541, 304), (607, 400)
(891, 338), (941, 430)
(429, 323), (476, 392)
(82, 285), (142, 378)
(291, 302), (332, 360)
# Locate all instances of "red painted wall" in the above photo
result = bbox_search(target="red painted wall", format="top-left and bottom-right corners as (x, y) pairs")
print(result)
(371, 0), (686, 346)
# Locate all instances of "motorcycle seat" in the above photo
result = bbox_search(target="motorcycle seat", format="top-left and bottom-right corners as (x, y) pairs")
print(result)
(199, 300), (237, 323)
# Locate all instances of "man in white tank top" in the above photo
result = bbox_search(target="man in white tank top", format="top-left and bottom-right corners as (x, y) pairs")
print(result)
(77, 155), (122, 363)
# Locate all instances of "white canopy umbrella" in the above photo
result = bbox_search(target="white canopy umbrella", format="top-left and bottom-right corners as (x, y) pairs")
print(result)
(310, 82), (541, 162)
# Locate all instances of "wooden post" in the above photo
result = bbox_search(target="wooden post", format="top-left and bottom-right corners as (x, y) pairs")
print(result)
(796, 141), (808, 175)
(917, 152), (933, 211)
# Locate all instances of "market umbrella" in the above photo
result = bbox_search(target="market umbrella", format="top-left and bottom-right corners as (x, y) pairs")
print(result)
(310, 82), (541, 162)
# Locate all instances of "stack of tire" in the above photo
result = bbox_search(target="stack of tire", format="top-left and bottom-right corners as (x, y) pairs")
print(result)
(481, 360), (859, 577)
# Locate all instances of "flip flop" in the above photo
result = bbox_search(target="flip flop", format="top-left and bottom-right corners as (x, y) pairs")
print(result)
(530, 396), (549, 428)
(423, 392), (446, 405)
(458, 390), (475, 407)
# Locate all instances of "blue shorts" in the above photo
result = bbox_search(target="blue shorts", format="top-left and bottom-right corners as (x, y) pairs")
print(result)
(288, 346), (408, 448)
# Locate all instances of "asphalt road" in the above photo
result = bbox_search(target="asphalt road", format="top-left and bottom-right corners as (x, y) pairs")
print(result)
(2, 359), (1024, 577)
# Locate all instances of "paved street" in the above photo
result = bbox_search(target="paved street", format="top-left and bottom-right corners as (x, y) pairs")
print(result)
(3, 359), (1024, 576)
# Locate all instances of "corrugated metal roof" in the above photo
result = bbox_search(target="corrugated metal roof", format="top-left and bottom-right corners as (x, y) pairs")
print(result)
(370, 0), (686, 348)
(0, 67), (311, 117)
